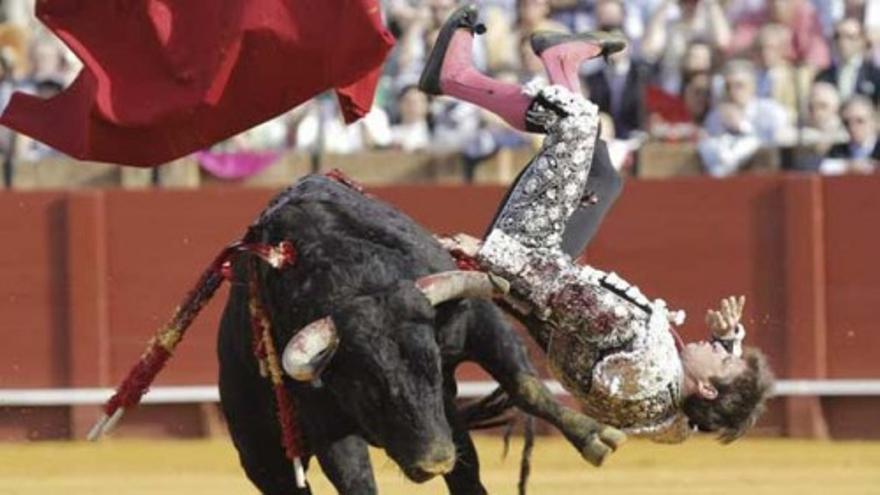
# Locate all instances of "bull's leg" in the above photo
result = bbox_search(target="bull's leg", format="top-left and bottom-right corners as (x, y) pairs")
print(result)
(218, 290), (311, 495)
(441, 374), (488, 495)
(314, 434), (377, 495)
(218, 358), (312, 495)
(464, 300), (625, 466)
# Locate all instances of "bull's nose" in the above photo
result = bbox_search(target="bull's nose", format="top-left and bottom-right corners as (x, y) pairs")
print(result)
(415, 441), (457, 475)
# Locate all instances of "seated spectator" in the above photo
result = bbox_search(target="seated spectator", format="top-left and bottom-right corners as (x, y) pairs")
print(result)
(803, 81), (848, 153)
(594, 0), (625, 30)
(661, 39), (718, 94)
(815, 17), (880, 105)
(704, 59), (792, 145)
(698, 99), (764, 177)
(429, 95), (483, 154)
(647, 71), (713, 141)
(583, 31), (649, 139)
(0, 47), (16, 112)
(598, 111), (640, 173)
(516, 0), (569, 36)
(730, 0), (830, 70)
(295, 95), (392, 154)
(820, 95), (879, 174)
(388, 2), (432, 87)
(24, 36), (76, 86)
(517, 34), (547, 83)
(390, 85), (432, 151)
(754, 23), (814, 121)
(546, 0), (592, 33)
(482, 0), (569, 73)
(814, 0), (880, 40)
(642, 0), (732, 93)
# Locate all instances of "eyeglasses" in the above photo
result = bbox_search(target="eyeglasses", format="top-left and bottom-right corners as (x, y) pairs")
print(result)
(843, 116), (868, 127)
(835, 31), (862, 41)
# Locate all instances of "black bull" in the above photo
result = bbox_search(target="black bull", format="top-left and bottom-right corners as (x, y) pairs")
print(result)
(218, 176), (623, 494)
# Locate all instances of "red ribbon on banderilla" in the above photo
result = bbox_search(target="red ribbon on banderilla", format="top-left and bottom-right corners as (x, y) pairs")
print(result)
(86, 234), (307, 486)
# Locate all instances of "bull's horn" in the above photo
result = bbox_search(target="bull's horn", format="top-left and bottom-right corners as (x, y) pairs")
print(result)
(415, 271), (510, 306)
(281, 316), (340, 381)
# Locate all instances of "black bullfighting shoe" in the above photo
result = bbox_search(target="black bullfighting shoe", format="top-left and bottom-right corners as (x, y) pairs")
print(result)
(417, 3), (486, 96)
(529, 30), (627, 60)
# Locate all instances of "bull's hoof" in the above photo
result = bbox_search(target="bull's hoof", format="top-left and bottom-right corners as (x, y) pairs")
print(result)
(572, 423), (626, 467)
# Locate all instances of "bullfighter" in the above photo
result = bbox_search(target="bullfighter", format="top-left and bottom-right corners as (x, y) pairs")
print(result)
(424, 5), (774, 450)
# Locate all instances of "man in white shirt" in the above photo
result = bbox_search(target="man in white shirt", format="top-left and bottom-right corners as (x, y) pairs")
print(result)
(704, 60), (792, 143)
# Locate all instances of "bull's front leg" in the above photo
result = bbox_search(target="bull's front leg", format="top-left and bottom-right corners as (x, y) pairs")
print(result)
(441, 369), (488, 495)
(463, 300), (625, 466)
(314, 434), (378, 495)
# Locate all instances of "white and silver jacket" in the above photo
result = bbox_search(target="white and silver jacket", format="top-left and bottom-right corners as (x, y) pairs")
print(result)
(477, 84), (693, 443)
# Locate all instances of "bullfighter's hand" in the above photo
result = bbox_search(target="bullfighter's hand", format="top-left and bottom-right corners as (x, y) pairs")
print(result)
(705, 295), (745, 338)
(436, 233), (482, 257)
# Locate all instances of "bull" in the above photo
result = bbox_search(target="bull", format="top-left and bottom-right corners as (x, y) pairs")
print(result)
(217, 174), (624, 494)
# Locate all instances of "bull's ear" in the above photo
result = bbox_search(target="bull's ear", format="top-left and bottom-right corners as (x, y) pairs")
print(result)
(281, 316), (339, 382)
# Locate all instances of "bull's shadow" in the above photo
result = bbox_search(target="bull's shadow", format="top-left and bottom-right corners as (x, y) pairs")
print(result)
(219, 174), (620, 495)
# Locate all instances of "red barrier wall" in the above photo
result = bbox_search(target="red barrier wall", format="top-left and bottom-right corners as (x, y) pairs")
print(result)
(1, 175), (879, 440)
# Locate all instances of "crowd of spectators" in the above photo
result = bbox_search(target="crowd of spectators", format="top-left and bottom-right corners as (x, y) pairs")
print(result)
(1, 0), (879, 181)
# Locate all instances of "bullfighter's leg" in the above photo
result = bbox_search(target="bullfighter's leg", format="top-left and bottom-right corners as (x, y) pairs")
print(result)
(314, 434), (378, 495)
(441, 371), (488, 495)
(464, 300), (625, 467)
(484, 136), (623, 259)
(421, 5), (623, 260)
(218, 285), (311, 495)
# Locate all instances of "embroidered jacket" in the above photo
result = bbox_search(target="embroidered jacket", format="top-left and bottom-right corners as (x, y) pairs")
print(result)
(477, 84), (693, 442)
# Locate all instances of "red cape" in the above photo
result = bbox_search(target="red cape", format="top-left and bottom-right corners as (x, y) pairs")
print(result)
(0, 0), (394, 167)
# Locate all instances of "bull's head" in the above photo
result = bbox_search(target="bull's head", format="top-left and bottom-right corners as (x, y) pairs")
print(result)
(281, 271), (508, 482)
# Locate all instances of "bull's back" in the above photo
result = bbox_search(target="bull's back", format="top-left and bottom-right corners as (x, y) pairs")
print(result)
(269, 175), (454, 274)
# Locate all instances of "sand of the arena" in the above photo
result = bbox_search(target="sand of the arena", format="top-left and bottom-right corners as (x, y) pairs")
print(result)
(1, 435), (878, 494)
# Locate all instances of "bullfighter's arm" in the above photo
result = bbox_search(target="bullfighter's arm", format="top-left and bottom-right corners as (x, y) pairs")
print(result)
(463, 299), (625, 467)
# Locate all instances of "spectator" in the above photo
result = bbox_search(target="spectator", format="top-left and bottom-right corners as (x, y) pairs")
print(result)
(754, 23), (813, 121)
(730, 0), (831, 70)
(698, 99), (764, 177)
(0, 46), (17, 112)
(0, 0), (35, 29)
(390, 85), (432, 151)
(25, 36), (75, 86)
(704, 59), (792, 145)
(660, 38), (718, 94)
(597, 111), (638, 172)
(641, 0), (732, 92)
(389, 2), (432, 88)
(429, 95), (483, 154)
(815, 17), (880, 105)
(295, 96), (392, 154)
(583, 31), (650, 139)
(803, 81), (848, 154)
(682, 72), (713, 125)
(647, 71), (714, 141)
(820, 95), (879, 174)
(517, 34), (547, 83)
(546, 0), (592, 33)
(618, 0), (666, 51)
(511, 0), (569, 47)
(593, 0), (626, 32)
